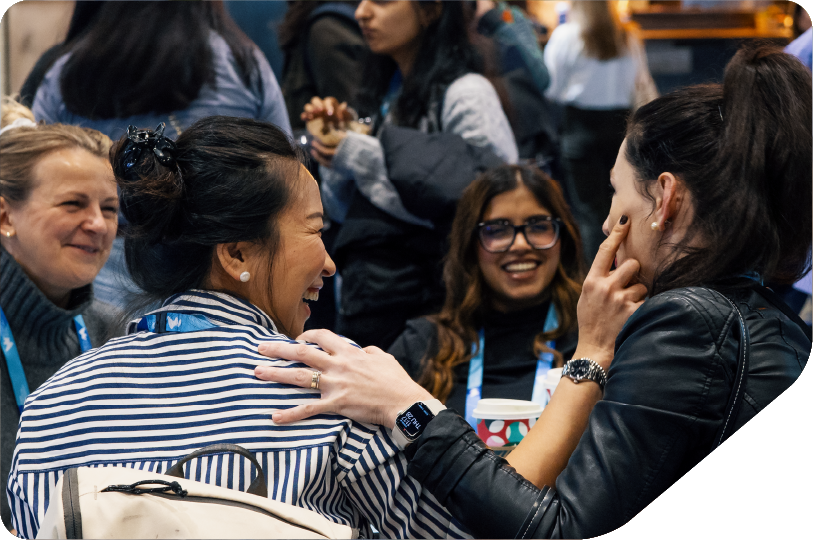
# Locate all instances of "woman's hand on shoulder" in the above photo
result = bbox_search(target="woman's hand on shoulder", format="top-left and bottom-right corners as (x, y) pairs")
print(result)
(255, 329), (433, 428)
(575, 216), (648, 371)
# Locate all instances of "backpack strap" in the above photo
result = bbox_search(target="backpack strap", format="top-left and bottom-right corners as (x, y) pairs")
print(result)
(62, 468), (83, 539)
(165, 443), (268, 498)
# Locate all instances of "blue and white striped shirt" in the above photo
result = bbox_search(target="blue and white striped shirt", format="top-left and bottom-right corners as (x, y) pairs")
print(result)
(8, 290), (466, 538)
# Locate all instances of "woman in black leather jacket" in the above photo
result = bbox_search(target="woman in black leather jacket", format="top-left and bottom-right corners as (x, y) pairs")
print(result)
(255, 44), (811, 538)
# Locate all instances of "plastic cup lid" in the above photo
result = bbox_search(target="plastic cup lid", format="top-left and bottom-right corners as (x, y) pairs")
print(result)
(472, 398), (543, 420)
(545, 367), (563, 383)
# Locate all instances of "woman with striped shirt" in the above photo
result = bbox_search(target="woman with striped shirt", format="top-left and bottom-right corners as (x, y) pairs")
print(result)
(8, 117), (462, 538)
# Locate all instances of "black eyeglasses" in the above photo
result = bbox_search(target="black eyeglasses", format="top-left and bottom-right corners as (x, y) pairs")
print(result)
(476, 216), (562, 253)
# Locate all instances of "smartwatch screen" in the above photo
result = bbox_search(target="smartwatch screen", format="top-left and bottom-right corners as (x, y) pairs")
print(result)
(396, 402), (434, 441)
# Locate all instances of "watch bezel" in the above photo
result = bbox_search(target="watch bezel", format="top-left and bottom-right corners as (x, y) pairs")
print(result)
(395, 402), (435, 443)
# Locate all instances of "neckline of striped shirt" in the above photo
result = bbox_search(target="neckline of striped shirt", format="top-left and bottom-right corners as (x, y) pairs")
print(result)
(127, 289), (280, 335)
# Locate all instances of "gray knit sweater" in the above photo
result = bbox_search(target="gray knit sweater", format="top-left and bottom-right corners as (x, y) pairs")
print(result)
(1, 247), (122, 529)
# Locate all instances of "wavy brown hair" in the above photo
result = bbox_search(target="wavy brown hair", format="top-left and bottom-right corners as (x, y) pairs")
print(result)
(419, 165), (586, 402)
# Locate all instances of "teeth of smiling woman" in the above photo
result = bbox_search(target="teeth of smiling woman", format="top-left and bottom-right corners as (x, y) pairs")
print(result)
(303, 290), (320, 302)
(504, 262), (538, 272)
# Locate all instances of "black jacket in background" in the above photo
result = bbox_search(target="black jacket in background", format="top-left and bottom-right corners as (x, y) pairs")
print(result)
(404, 284), (810, 538)
(333, 126), (503, 349)
(388, 300), (577, 415)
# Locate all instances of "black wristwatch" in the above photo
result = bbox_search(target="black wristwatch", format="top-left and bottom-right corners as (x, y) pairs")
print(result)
(562, 358), (607, 391)
(392, 399), (446, 448)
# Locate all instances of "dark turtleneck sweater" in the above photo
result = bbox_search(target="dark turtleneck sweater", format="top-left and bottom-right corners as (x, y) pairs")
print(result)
(388, 300), (578, 416)
(0, 247), (122, 529)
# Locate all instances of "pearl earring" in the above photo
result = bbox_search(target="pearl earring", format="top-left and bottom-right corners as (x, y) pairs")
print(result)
(651, 222), (659, 231)
(4, 232), (10, 237)
(240, 271), (250, 283)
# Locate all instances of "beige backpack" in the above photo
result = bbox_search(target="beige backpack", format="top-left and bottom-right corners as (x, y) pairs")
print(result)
(36, 444), (357, 539)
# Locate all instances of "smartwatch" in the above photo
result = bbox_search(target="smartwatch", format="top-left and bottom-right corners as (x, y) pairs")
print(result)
(391, 399), (446, 449)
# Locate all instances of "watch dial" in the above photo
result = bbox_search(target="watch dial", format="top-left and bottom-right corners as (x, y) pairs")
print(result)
(397, 402), (433, 439)
(571, 361), (590, 378)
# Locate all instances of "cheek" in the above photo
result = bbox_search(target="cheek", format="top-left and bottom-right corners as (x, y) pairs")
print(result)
(542, 248), (561, 286)
(476, 248), (500, 281)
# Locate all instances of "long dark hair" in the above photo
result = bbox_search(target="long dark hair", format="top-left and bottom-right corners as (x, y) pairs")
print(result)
(419, 165), (585, 403)
(625, 43), (812, 295)
(356, 1), (482, 129)
(111, 116), (306, 311)
(60, 1), (258, 119)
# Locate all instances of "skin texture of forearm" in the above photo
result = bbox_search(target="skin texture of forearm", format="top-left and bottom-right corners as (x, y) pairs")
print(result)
(506, 347), (607, 489)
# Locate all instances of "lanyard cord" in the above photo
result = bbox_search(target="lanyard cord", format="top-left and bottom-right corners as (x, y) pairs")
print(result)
(1, 307), (92, 413)
(464, 303), (558, 428)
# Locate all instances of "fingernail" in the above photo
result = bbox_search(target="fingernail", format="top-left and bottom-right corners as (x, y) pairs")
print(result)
(271, 413), (282, 423)
(258, 344), (269, 354)
(255, 365), (266, 374)
(619, 215), (628, 225)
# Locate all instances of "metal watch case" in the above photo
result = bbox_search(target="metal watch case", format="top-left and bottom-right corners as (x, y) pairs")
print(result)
(562, 359), (607, 390)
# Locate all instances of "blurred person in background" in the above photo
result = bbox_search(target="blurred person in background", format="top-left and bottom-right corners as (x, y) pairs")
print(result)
(0, 98), (121, 530)
(544, 0), (656, 264)
(389, 165), (584, 419)
(306, 0), (518, 350)
(279, 1), (365, 135)
(474, 1), (562, 178)
(30, 0), (291, 311)
(17, 1), (102, 109)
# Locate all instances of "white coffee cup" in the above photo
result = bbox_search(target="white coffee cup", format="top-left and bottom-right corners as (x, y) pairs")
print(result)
(542, 367), (563, 407)
(472, 399), (543, 455)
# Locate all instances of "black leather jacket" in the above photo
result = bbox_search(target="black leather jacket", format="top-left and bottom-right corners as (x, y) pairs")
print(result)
(404, 285), (810, 538)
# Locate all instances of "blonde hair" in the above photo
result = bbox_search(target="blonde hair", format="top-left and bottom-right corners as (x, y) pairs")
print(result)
(1, 96), (36, 127)
(570, 1), (628, 61)
(0, 96), (112, 205)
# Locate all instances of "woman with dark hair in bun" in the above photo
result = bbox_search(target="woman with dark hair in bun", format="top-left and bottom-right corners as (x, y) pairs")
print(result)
(8, 117), (462, 539)
(256, 44), (812, 537)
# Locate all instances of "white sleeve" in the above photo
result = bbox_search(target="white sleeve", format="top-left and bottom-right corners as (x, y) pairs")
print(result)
(543, 24), (575, 104)
(440, 73), (518, 164)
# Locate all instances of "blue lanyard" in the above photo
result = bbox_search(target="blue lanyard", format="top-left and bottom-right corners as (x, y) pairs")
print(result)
(379, 70), (403, 120)
(134, 311), (217, 334)
(464, 303), (558, 428)
(0, 307), (92, 413)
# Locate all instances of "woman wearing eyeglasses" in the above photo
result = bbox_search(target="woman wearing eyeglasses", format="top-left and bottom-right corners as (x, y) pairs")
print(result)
(388, 165), (585, 419)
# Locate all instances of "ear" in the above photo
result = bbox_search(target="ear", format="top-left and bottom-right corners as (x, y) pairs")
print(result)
(652, 172), (682, 231)
(214, 241), (255, 282)
(419, 1), (443, 27)
(0, 196), (16, 238)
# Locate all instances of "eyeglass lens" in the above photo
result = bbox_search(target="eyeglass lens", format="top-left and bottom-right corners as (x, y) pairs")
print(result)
(479, 220), (558, 252)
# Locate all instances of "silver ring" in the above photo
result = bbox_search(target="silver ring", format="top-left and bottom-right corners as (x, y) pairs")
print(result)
(310, 371), (321, 390)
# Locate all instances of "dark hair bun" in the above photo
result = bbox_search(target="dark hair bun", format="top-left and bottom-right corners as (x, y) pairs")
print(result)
(110, 116), (306, 304)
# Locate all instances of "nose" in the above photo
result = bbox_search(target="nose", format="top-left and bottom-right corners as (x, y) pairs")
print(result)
(82, 204), (111, 236)
(355, 0), (370, 21)
(510, 227), (533, 251)
(322, 252), (337, 278)
(602, 215), (611, 237)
